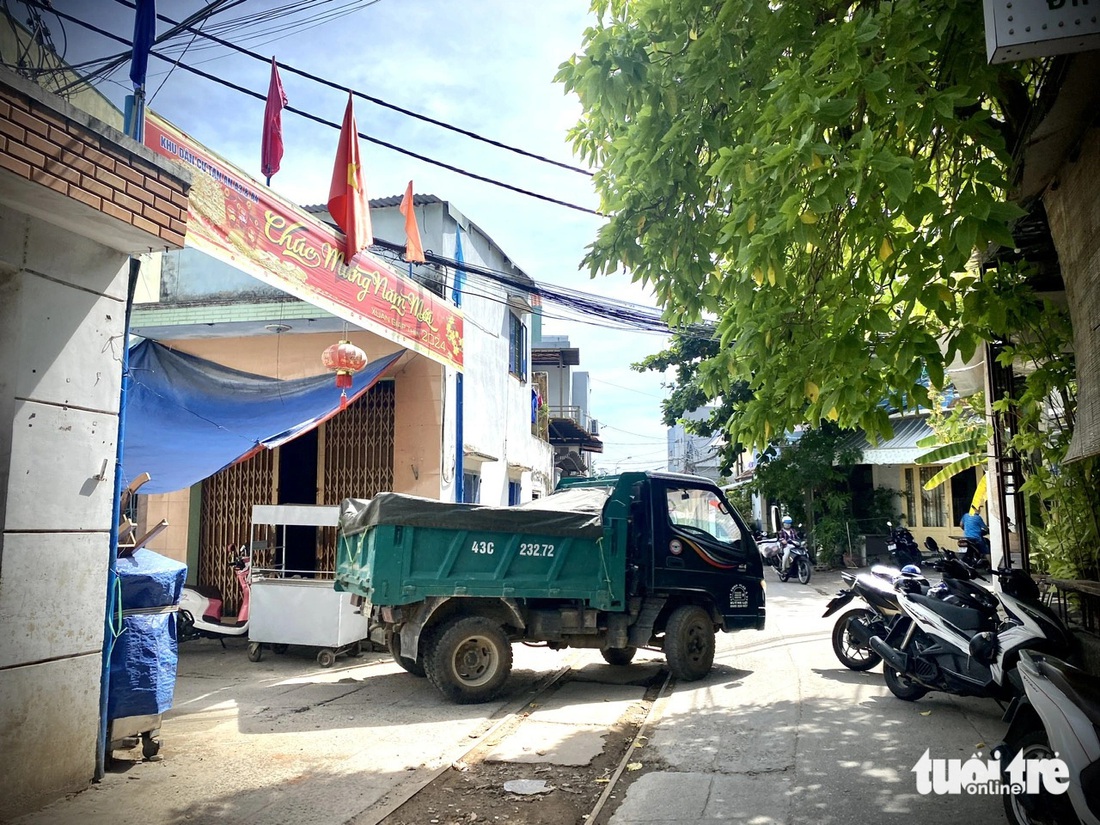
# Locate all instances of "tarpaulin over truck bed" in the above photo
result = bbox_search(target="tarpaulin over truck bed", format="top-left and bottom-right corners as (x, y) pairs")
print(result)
(339, 485), (616, 540)
(122, 340), (403, 494)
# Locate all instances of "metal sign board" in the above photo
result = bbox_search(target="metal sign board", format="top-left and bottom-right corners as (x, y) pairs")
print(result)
(984, 0), (1100, 63)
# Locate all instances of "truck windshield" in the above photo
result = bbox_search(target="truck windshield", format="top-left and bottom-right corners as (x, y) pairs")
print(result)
(666, 487), (743, 545)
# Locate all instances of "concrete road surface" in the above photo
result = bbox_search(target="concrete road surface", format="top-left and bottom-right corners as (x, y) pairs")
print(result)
(609, 571), (1008, 824)
(11, 638), (578, 825)
(12, 569), (1012, 825)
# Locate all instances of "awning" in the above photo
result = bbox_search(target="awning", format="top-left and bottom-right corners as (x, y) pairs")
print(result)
(122, 340), (403, 494)
(838, 415), (939, 466)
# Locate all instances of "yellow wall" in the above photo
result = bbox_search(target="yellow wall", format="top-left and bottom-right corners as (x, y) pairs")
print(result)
(392, 355), (445, 496)
(140, 487), (191, 567)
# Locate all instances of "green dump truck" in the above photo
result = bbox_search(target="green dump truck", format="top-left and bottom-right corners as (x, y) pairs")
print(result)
(336, 471), (765, 703)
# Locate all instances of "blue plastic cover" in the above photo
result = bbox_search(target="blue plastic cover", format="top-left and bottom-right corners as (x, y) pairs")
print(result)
(116, 548), (187, 610)
(122, 340), (403, 494)
(108, 612), (179, 720)
(108, 549), (188, 720)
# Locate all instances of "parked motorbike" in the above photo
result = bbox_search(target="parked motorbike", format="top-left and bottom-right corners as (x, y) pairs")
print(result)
(869, 555), (1072, 702)
(823, 564), (929, 670)
(178, 545), (251, 645)
(995, 650), (1100, 825)
(886, 521), (922, 568)
(759, 533), (812, 584)
(951, 528), (991, 570)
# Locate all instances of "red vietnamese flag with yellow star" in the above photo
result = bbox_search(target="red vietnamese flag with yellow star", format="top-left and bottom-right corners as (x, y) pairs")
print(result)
(327, 92), (372, 261)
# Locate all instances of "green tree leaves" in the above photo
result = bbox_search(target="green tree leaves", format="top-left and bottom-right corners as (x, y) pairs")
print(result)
(558, 0), (1032, 451)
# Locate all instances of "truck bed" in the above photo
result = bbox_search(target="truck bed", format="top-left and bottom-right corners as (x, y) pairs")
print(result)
(336, 489), (627, 610)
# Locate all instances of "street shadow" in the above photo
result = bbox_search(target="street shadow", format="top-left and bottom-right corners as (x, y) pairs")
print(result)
(708, 663), (753, 685)
(171, 636), (631, 737)
(811, 666), (889, 686)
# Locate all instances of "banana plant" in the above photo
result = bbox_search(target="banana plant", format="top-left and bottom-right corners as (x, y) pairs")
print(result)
(914, 436), (986, 494)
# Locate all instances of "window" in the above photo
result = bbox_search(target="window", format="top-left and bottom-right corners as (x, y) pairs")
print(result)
(508, 312), (527, 381)
(903, 468), (916, 527)
(665, 486), (742, 545)
(508, 481), (521, 506)
(919, 466), (946, 528)
(462, 472), (481, 504)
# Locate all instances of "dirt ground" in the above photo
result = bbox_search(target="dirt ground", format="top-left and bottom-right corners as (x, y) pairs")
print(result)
(383, 677), (662, 825)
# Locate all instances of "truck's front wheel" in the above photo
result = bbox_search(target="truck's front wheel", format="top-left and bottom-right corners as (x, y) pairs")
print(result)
(664, 605), (715, 681)
(426, 616), (512, 704)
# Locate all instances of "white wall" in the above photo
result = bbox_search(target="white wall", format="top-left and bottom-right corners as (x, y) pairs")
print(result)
(378, 201), (553, 503)
(0, 207), (130, 815)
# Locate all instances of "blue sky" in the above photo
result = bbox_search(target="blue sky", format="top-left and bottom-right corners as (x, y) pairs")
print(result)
(45, 0), (673, 472)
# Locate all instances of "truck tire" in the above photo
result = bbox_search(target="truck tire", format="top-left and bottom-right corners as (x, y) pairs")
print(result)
(385, 627), (426, 677)
(426, 616), (512, 704)
(664, 605), (715, 681)
(601, 646), (637, 666)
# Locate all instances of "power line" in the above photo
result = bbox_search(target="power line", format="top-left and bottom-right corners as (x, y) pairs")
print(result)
(31, 2), (602, 216)
(13, 5), (715, 342)
(599, 423), (669, 440)
(370, 237), (721, 343)
(51, 0), (247, 92)
(590, 376), (666, 399)
(108, 0), (595, 178)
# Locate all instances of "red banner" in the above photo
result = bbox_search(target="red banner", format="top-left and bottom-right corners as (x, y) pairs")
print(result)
(144, 112), (463, 371)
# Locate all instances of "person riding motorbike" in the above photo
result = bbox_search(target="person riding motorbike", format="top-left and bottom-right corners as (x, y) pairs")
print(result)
(960, 505), (990, 558)
(779, 516), (800, 574)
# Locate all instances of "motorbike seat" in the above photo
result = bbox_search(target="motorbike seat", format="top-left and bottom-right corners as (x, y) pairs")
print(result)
(908, 593), (987, 633)
(1038, 659), (1100, 729)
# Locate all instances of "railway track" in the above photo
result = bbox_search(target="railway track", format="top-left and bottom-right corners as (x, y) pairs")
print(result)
(348, 651), (672, 825)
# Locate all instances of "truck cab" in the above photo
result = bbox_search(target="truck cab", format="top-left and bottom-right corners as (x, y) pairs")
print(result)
(561, 471), (765, 634)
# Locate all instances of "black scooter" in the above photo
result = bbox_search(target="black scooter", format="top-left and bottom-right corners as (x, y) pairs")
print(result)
(886, 522), (922, 568)
(823, 565), (929, 670)
(870, 554), (1072, 703)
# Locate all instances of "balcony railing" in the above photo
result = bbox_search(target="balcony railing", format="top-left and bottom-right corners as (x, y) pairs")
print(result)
(548, 406), (599, 435)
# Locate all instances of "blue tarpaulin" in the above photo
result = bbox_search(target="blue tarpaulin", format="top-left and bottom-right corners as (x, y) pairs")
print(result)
(108, 549), (187, 721)
(122, 340), (403, 495)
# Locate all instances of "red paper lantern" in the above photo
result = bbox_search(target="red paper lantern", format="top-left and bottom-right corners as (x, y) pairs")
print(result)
(322, 339), (368, 408)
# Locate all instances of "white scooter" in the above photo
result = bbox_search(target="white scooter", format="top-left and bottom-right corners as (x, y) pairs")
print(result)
(869, 555), (1072, 702)
(996, 650), (1100, 825)
(178, 546), (251, 645)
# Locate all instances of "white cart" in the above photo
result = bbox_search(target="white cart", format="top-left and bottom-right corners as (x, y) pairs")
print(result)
(247, 504), (371, 667)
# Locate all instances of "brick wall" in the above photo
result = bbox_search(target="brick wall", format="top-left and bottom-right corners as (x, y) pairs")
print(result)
(0, 83), (188, 247)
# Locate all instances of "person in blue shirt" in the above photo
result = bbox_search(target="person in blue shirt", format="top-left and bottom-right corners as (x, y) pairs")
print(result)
(960, 505), (989, 556)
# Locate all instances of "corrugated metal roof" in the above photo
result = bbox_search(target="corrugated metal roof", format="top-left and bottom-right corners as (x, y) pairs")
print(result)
(302, 193), (442, 213)
(840, 415), (940, 465)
